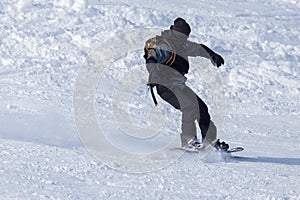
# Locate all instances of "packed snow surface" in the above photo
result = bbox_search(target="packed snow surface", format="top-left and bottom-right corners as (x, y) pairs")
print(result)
(0, 0), (300, 199)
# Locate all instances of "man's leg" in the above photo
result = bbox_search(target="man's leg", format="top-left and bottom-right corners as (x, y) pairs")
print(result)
(156, 85), (180, 109)
(185, 87), (217, 144)
(202, 120), (217, 146)
(196, 96), (211, 140)
(157, 85), (199, 147)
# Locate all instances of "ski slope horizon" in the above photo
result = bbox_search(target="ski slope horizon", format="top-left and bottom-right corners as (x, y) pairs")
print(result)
(0, 0), (300, 199)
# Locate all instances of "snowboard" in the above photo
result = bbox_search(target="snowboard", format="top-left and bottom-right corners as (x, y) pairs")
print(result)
(171, 146), (244, 153)
(224, 146), (244, 153)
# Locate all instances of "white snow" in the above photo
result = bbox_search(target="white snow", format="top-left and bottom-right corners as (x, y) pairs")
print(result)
(1, 0), (300, 199)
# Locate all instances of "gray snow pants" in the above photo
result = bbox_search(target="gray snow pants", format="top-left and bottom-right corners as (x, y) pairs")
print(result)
(156, 84), (217, 147)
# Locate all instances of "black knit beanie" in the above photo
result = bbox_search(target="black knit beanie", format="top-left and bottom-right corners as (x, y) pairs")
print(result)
(170, 17), (191, 36)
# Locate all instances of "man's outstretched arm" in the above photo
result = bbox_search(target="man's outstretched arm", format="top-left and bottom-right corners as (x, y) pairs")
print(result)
(186, 41), (224, 67)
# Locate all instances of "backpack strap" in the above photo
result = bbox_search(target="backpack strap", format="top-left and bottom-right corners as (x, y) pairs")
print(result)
(161, 38), (176, 66)
(149, 84), (158, 106)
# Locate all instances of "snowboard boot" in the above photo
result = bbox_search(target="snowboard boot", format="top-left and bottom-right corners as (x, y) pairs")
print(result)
(183, 138), (202, 151)
(214, 139), (229, 151)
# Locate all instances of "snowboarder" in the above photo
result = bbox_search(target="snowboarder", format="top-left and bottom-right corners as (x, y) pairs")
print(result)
(144, 17), (229, 151)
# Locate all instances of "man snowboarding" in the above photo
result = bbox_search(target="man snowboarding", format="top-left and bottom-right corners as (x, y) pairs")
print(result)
(144, 17), (229, 151)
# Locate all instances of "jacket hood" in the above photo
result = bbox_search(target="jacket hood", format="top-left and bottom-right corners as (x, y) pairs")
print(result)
(161, 30), (188, 46)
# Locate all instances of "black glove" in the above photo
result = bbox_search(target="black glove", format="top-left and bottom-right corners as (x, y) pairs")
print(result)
(200, 44), (224, 68)
(210, 52), (224, 68)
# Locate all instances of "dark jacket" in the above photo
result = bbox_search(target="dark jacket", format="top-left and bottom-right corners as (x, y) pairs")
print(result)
(146, 30), (212, 75)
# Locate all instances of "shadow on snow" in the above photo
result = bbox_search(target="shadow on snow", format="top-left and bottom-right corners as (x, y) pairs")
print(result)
(233, 156), (300, 166)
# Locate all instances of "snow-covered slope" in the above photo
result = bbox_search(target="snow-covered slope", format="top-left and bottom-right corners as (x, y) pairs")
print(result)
(1, 0), (300, 199)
